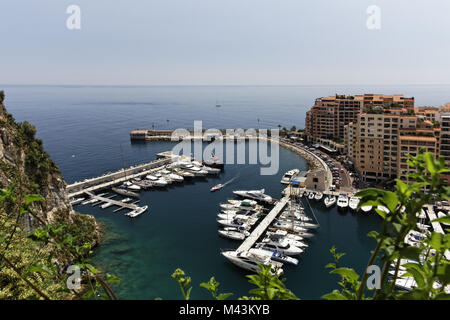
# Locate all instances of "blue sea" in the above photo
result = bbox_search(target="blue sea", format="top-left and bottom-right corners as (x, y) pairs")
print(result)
(2, 84), (449, 299)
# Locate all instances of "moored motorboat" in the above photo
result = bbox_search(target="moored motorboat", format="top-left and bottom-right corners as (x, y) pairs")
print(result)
(146, 174), (168, 187)
(314, 192), (323, 201)
(337, 194), (349, 210)
(249, 248), (299, 266)
(218, 229), (249, 240)
(349, 196), (360, 211)
(280, 169), (300, 185)
(221, 250), (284, 276)
(308, 192), (315, 200)
(324, 195), (336, 208)
(255, 238), (303, 256)
(233, 189), (273, 204)
(126, 205), (148, 218)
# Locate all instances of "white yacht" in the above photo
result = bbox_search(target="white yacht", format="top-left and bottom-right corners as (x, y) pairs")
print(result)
(256, 238), (303, 255)
(314, 192), (323, 201)
(269, 226), (314, 239)
(221, 250), (284, 276)
(264, 233), (308, 248)
(249, 248), (299, 266)
(126, 205), (148, 218)
(217, 218), (251, 229)
(280, 169), (300, 185)
(124, 181), (141, 191)
(146, 175), (168, 187)
(172, 168), (195, 178)
(324, 195), (336, 208)
(233, 189), (273, 203)
(266, 229), (304, 242)
(227, 199), (258, 207)
(218, 228), (249, 241)
(276, 217), (319, 229)
(70, 197), (84, 206)
(349, 196), (360, 211)
(337, 194), (349, 210)
(272, 221), (308, 233)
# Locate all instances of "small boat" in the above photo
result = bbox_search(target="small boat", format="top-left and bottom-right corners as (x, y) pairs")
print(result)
(337, 194), (348, 210)
(249, 248), (299, 266)
(126, 205), (148, 218)
(233, 189), (273, 203)
(324, 195), (336, 208)
(308, 192), (315, 200)
(210, 184), (223, 192)
(70, 197), (84, 205)
(349, 197), (360, 211)
(314, 192), (323, 201)
(304, 191), (310, 197)
(280, 169), (300, 185)
(361, 205), (372, 213)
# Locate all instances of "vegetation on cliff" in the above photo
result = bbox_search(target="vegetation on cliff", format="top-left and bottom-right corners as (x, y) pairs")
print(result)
(0, 91), (115, 299)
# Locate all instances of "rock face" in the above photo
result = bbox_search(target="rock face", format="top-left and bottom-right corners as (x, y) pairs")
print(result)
(0, 91), (99, 236)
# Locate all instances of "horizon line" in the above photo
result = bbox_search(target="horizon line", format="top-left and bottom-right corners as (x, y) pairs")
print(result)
(2, 83), (450, 88)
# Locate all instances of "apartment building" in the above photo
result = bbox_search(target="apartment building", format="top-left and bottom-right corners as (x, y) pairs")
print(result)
(350, 112), (440, 183)
(305, 95), (362, 142)
(306, 94), (414, 143)
(440, 113), (450, 184)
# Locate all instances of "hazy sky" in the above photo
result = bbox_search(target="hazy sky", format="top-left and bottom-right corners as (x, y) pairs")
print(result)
(1, 0), (449, 85)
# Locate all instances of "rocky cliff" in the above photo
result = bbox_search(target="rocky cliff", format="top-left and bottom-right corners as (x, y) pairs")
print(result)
(0, 90), (99, 240)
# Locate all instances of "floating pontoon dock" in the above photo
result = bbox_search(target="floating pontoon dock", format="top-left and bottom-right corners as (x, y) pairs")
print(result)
(235, 197), (288, 253)
(84, 191), (138, 211)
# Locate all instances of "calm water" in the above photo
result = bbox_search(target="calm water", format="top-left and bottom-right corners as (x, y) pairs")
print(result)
(2, 85), (449, 299)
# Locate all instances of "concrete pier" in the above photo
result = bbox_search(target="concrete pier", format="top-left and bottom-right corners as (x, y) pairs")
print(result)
(67, 158), (171, 198)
